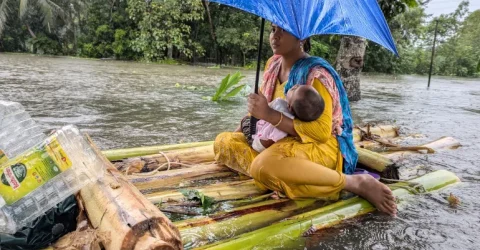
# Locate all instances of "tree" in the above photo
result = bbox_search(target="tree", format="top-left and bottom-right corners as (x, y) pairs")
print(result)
(428, 1), (471, 76)
(0, 0), (9, 38)
(1, 0), (61, 38)
(78, 0), (136, 59)
(128, 0), (203, 61)
(215, 11), (259, 66)
(201, 0), (219, 64)
(363, 6), (428, 74)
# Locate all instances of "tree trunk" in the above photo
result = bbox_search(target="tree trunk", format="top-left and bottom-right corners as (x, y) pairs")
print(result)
(109, 0), (116, 23)
(167, 45), (173, 59)
(69, 10), (77, 54)
(201, 0), (219, 65)
(335, 36), (367, 102)
(26, 24), (36, 39)
(242, 51), (246, 67)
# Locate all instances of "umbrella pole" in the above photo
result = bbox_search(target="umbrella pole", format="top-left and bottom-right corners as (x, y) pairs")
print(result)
(254, 18), (266, 94)
(250, 18), (266, 137)
(427, 19), (439, 89)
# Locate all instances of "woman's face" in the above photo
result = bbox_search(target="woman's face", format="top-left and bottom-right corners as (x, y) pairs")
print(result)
(270, 24), (301, 56)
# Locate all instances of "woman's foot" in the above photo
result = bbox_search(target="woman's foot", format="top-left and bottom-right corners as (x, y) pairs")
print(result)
(344, 174), (397, 216)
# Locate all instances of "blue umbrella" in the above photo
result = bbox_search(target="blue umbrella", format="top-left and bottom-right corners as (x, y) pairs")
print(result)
(209, 0), (398, 55)
(209, 0), (398, 89)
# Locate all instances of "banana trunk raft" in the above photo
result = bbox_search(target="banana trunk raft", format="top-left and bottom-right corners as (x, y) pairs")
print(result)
(48, 125), (461, 250)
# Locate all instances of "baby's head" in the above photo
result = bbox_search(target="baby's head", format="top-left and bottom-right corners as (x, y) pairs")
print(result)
(286, 85), (325, 122)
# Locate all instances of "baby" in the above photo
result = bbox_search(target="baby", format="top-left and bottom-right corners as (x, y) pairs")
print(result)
(242, 85), (325, 152)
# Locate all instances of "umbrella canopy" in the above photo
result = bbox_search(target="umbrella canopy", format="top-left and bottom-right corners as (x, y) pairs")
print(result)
(208, 0), (398, 55)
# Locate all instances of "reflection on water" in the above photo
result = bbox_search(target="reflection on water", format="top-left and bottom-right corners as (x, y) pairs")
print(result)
(1, 53), (479, 249)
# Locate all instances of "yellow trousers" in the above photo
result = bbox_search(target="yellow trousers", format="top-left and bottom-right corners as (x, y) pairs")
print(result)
(214, 132), (346, 200)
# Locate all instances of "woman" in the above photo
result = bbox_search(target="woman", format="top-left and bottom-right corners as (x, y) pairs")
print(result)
(214, 24), (397, 216)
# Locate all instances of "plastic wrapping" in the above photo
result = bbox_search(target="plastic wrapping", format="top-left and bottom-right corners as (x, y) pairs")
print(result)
(0, 195), (78, 250)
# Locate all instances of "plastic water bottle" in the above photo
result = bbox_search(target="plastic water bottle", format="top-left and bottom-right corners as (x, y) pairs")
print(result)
(0, 100), (46, 162)
(0, 102), (105, 234)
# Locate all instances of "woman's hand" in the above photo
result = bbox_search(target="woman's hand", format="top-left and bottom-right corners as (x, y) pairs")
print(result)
(248, 92), (272, 120)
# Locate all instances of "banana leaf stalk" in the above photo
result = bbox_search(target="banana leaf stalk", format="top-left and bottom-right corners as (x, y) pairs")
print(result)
(356, 137), (461, 179)
(386, 136), (460, 161)
(128, 164), (235, 193)
(180, 199), (324, 249)
(145, 180), (267, 204)
(199, 170), (459, 250)
(352, 125), (399, 142)
(356, 147), (399, 179)
(174, 199), (288, 229)
(115, 145), (216, 174)
(103, 141), (214, 161)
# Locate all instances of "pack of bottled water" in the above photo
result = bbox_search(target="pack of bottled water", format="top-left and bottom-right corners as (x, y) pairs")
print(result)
(0, 100), (104, 234)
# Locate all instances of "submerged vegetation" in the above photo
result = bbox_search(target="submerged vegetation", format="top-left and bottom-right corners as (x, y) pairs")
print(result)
(209, 72), (245, 102)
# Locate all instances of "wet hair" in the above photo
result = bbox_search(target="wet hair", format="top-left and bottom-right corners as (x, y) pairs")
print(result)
(291, 87), (325, 122)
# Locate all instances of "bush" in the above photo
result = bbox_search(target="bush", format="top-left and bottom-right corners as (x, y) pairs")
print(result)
(29, 35), (61, 55)
(80, 43), (99, 58)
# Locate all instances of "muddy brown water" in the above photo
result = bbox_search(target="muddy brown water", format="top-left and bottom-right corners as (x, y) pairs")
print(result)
(1, 53), (479, 249)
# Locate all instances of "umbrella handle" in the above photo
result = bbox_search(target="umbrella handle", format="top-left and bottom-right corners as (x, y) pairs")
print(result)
(250, 18), (266, 137)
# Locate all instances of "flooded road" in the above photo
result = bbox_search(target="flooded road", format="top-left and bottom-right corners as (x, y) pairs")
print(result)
(1, 53), (479, 249)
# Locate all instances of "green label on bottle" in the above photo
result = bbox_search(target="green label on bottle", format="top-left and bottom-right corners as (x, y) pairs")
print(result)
(0, 137), (72, 205)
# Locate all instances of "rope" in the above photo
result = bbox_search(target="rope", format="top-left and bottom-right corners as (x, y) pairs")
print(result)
(129, 151), (197, 176)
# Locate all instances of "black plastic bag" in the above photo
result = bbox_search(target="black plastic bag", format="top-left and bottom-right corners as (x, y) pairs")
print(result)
(0, 195), (78, 250)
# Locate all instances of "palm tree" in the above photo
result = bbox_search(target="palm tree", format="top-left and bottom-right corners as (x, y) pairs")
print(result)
(0, 0), (67, 38)
(0, 0), (11, 37)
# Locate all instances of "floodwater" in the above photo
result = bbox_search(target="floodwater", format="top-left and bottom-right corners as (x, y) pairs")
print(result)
(1, 53), (479, 249)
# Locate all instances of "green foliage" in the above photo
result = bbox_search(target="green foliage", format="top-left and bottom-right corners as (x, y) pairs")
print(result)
(309, 36), (339, 63)
(112, 29), (128, 57)
(363, 0), (480, 77)
(28, 33), (61, 54)
(211, 72), (246, 102)
(127, 0), (204, 62)
(175, 82), (204, 90)
(179, 189), (215, 212)
(81, 43), (97, 58)
(310, 40), (330, 58)
(378, 0), (419, 21)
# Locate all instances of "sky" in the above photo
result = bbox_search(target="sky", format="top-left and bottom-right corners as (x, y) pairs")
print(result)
(425, 0), (480, 17)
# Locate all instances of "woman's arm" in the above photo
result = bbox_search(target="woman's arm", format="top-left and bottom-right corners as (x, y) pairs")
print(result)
(248, 92), (298, 137)
(263, 111), (298, 136)
(248, 79), (333, 142)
